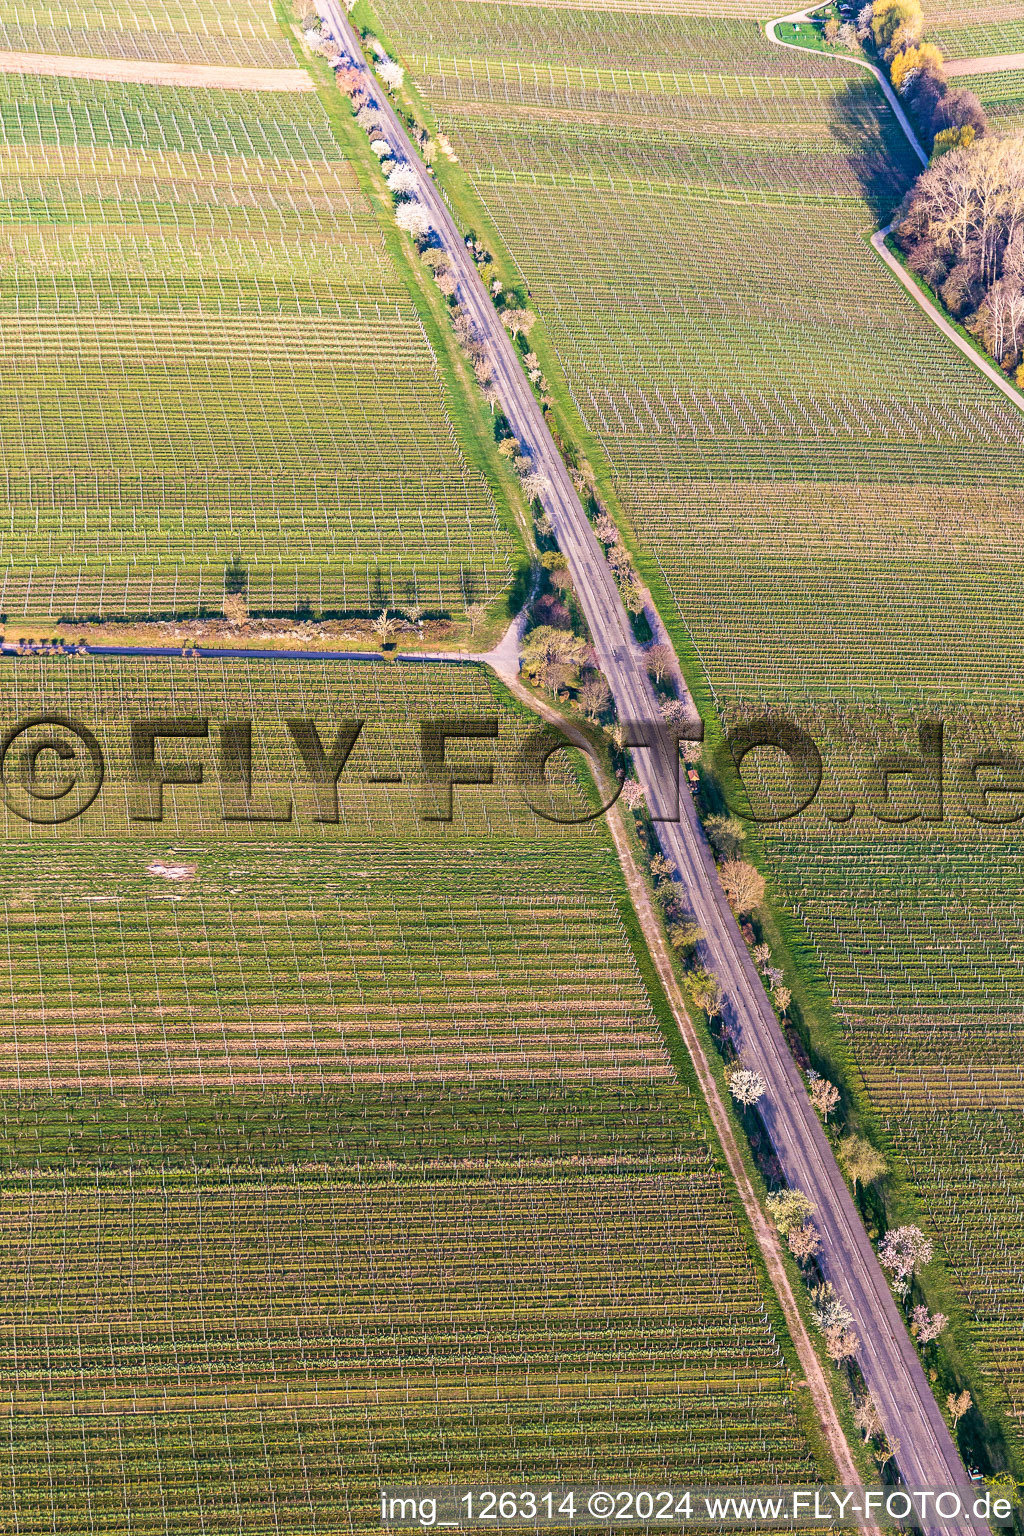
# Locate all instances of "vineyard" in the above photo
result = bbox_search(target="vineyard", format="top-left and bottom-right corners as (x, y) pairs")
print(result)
(366, 0), (1024, 1458)
(927, 1), (1024, 61)
(0, 654), (829, 1524)
(0, 0), (296, 69)
(764, 828), (1024, 1425)
(0, 73), (515, 618)
(0, 1152), (819, 1531)
(630, 481), (1024, 701)
(967, 67), (1024, 131)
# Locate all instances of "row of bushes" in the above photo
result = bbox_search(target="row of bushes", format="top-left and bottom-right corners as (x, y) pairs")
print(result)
(852, 0), (986, 154)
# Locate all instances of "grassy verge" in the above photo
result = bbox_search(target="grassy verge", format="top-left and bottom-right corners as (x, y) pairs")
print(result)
(774, 19), (854, 56)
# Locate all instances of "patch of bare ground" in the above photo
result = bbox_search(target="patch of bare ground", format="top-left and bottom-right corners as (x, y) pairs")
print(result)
(946, 51), (1024, 74)
(3, 614), (463, 652)
(0, 51), (313, 91)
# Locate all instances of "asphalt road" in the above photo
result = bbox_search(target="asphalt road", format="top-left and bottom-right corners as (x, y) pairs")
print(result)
(871, 223), (1024, 418)
(316, 6), (979, 1518)
(766, 8), (928, 167)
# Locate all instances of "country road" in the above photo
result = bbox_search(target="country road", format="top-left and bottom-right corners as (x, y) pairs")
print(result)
(315, 4), (979, 1520)
(766, 8), (928, 163)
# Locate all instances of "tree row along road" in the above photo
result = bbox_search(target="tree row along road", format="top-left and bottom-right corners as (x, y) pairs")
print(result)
(316, 4), (977, 1520)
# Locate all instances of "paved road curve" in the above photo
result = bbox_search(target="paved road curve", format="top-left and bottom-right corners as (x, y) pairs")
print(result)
(766, 8), (928, 165)
(315, 7), (979, 1519)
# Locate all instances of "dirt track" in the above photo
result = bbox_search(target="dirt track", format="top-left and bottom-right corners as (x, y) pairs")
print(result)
(946, 52), (1024, 75)
(0, 50), (312, 90)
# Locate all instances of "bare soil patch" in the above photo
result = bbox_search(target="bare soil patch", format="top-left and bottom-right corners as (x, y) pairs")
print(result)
(0, 50), (313, 91)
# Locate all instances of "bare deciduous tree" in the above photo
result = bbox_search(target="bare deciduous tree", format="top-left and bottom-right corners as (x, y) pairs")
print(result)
(645, 644), (673, 685)
(825, 1324), (860, 1364)
(854, 1396), (883, 1440)
(578, 673), (611, 722)
(718, 859), (766, 914)
(371, 609), (401, 646)
(501, 307), (536, 338)
(787, 1221), (821, 1265)
(808, 1073), (841, 1122)
(465, 602), (487, 635)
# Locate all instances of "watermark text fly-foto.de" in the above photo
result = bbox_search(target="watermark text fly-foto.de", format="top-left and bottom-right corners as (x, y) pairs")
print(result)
(379, 1485), (1016, 1529)
(3, 707), (1024, 830)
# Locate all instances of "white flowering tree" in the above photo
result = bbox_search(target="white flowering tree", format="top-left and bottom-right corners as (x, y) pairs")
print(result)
(386, 165), (419, 198)
(394, 201), (433, 240)
(726, 1062), (767, 1109)
(619, 780), (646, 812)
(812, 1281), (864, 1365)
(810, 1282), (853, 1334)
(878, 1225), (933, 1295)
(910, 1304), (948, 1344)
(377, 57), (404, 90)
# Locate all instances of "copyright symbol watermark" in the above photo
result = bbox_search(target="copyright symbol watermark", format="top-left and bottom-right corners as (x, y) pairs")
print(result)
(0, 714), (104, 824)
(587, 1491), (615, 1520)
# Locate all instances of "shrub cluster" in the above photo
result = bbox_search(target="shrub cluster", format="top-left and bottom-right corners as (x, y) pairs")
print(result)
(894, 136), (1024, 375)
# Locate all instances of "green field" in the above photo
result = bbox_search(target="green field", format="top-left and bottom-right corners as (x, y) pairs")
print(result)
(366, 0), (1024, 1461)
(0, 74), (517, 619)
(0, 656), (830, 1527)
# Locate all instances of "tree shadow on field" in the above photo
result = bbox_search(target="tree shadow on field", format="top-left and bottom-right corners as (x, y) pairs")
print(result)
(826, 76), (919, 224)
